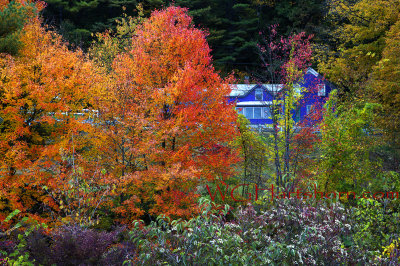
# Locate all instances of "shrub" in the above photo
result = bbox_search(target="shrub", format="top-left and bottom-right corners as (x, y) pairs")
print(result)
(124, 197), (364, 265)
(6, 225), (136, 265)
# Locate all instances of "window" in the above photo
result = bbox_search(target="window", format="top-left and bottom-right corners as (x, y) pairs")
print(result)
(295, 108), (301, 122)
(263, 107), (271, 118)
(254, 107), (262, 119)
(306, 105), (313, 115)
(294, 84), (301, 94)
(241, 107), (272, 119)
(318, 84), (325, 96)
(255, 88), (263, 101)
(245, 107), (253, 119)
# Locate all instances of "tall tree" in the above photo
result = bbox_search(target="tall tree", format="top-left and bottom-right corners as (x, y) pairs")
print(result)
(257, 28), (319, 191)
(94, 6), (240, 221)
(0, 5), (100, 220)
(370, 19), (400, 149)
(318, 0), (400, 172)
(318, 0), (400, 96)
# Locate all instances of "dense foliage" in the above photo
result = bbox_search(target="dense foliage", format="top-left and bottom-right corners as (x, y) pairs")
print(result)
(1, 198), (399, 265)
(0, 0), (400, 264)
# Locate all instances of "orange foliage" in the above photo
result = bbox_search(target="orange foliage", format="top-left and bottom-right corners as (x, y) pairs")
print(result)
(0, 0), (45, 11)
(0, 5), (240, 225)
(0, 14), (101, 222)
(93, 6), (240, 221)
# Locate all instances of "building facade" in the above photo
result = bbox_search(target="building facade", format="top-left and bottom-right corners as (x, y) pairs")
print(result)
(229, 68), (333, 127)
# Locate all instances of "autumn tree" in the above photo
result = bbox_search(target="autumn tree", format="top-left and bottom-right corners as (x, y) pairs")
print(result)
(256, 28), (319, 191)
(0, 2), (102, 223)
(93, 6), (240, 221)
(369, 19), (400, 150)
(318, 0), (400, 96)
(318, 0), (400, 172)
(319, 90), (380, 193)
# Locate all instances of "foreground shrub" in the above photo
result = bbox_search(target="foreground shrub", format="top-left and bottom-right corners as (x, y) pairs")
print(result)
(378, 237), (400, 265)
(349, 197), (400, 262)
(1, 225), (136, 265)
(124, 198), (364, 265)
(47, 226), (121, 265)
(237, 199), (352, 264)
(1, 197), (395, 265)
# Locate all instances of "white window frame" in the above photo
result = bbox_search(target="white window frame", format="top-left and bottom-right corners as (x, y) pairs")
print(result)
(239, 106), (273, 119)
(294, 84), (301, 94)
(255, 88), (263, 101)
(318, 84), (325, 97)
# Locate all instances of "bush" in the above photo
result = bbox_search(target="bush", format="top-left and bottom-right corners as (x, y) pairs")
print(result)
(123, 198), (364, 265)
(1, 197), (394, 265)
(2, 225), (136, 265)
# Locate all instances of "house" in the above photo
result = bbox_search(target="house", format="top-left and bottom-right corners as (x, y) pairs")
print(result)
(228, 68), (333, 128)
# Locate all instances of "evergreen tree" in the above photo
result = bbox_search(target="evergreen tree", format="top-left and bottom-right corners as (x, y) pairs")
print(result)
(42, 0), (164, 49)
(41, 0), (326, 74)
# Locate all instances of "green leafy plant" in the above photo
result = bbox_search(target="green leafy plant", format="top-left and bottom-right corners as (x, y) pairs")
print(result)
(0, 209), (47, 265)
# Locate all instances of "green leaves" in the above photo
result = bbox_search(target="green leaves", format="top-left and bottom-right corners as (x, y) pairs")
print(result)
(0, 1), (37, 55)
(4, 209), (21, 223)
(89, 4), (145, 72)
(319, 90), (380, 193)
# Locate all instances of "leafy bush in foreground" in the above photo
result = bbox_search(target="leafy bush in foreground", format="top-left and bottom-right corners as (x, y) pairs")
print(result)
(1, 226), (135, 265)
(1, 197), (396, 265)
(124, 198), (363, 265)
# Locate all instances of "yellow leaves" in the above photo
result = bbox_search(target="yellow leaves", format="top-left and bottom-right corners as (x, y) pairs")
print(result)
(366, 51), (376, 57)
(382, 237), (400, 258)
(368, 19), (400, 140)
(321, 0), (400, 94)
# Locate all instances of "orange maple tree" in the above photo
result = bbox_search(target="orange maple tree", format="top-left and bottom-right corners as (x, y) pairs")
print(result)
(94, 6), (240, 221)
(0, 1), (102, 224)
(0, 4), (240, 225)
